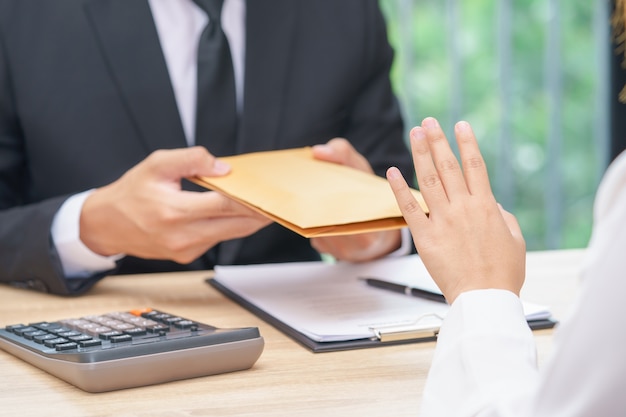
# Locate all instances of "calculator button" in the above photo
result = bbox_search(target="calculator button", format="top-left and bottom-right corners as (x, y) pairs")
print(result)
(83, 325), (112, 336)
(57, 331), (82, 338)
(13, 326), (37, 336)
(110, 334), (133, 344)
(33, 334), (58, 344)
(31, 322), (63, 332)
(98, 331), (124, 340)
(79, 339), (102, 348)
(110, 323), (135, 331)
(151, 313), (174, 323)
(44, 338), (69, 348)
(140, 311), (160, 320)
(91, 327), (114, 336)
(23, 330), (47, 340)
(145, 324), (170, 333)
(124, 328), (147, 337)
(60, 319), (86, 327)
(129, 308), (153, 316)
(48, 327), (73, 335)
(124, 316), (156, 326)
(173, 320), (195, 329)
(4, 324), (26, 333)
(55, 342), (79, 351)
(68, 334), (92, 342)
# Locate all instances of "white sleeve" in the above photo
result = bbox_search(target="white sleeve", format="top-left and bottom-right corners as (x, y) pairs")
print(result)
(51, 190), (122, 278)
(420, 151), (626, 417)
(419, 289), (538, 417)
(521, 151), (626, 417)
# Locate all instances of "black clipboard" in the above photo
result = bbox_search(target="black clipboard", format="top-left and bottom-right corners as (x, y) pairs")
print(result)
(208, 278), (557, 353)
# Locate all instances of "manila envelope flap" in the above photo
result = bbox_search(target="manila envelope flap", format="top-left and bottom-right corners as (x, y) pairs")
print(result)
(191, 147), (427, 237)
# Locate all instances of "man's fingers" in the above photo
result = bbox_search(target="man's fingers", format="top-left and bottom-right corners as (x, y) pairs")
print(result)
(172, 191), (267, 222)
(144, 147), (231, 180)
(311, 138), (373, 173)
(141, 215), (271, 264)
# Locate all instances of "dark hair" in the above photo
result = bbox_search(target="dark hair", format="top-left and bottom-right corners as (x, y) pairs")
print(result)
(613, 0), (626, 101)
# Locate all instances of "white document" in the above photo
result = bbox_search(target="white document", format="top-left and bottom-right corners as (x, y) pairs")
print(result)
(213, 255), (552, 342)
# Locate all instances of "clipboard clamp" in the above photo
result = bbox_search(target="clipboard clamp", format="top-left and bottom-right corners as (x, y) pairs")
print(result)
(370, 313), (444, 343)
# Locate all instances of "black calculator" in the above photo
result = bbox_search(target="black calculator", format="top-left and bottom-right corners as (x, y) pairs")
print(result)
(0, 308), (264, 392)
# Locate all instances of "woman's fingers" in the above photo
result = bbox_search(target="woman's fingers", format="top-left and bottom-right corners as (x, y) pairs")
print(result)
(408, 126), (449, 211)
(420, 118), (469, 200)
(454, 121), (492, 198)
(386, 166), (429, 231)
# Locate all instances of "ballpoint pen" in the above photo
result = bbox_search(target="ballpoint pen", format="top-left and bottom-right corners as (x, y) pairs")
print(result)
(359, 277), (447, 303)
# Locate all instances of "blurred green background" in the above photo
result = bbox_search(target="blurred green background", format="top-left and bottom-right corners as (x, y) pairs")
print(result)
(379, 0), (610, 250)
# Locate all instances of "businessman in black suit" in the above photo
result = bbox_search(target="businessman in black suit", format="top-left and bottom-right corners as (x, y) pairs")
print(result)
(0, 0), (413, 295)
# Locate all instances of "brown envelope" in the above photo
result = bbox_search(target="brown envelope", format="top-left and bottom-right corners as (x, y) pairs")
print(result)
(192, 147), (428, 237)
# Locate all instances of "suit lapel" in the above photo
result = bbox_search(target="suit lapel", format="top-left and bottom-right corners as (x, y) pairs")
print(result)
(237, 0), (296, 153)
(83, 0), (187, 152)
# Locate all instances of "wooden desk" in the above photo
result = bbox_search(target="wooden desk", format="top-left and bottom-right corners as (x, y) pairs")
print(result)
(0, 250), (584, 417)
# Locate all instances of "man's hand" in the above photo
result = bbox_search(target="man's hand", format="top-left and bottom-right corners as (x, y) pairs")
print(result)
(386, 118), (526, 304)
(309, 138), (403, 262)
(80, 147), (271, 263)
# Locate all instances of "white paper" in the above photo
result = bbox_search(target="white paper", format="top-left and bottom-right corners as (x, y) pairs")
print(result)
(214, 255), (552, 342)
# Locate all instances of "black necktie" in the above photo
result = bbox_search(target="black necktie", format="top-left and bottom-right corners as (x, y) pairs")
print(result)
(193, 0), (237, 156)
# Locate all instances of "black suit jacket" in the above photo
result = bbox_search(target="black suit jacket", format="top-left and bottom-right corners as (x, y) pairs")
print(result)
(0, 0), (412, 295)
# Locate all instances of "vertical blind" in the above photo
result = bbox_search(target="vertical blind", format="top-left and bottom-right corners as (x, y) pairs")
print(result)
(380, 0), (610, 250)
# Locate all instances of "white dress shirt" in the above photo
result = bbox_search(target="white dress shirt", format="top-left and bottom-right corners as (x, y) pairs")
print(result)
(420, 151), (626, 416)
